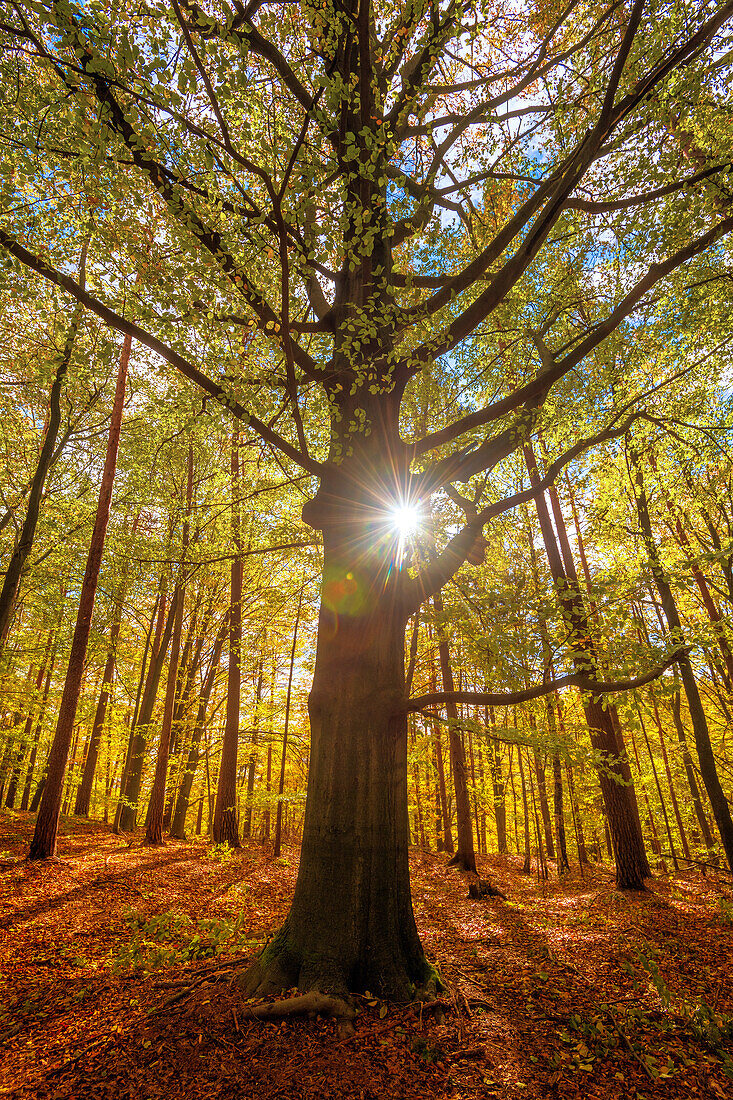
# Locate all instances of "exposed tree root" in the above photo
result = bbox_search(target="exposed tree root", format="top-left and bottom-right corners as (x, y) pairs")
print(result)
(468, 877), (507, 900)
(239, 926), (445, 1006)
(412, 963), (444, 1001)
(239, 991), (355, 1022)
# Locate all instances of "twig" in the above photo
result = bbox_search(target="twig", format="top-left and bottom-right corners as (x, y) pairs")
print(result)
(150, 957), (242, 987)
(445, 964), (490, 992)
(335, 1016), (397, 1046)
(658, 853), (732, 878)
(602, 1004), (655, 1081)
(45, 1037), (112, 1078)
(151, 970), (234, 1010)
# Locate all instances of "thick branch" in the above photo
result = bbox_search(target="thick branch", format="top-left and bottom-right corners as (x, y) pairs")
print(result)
(402, 408), (655, 611)
(178, 0), (314, 113)
(566, 162), (731, 213)
(407, 651), (686, 711)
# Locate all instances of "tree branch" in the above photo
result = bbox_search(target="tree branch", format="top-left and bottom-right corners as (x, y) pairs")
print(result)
(408, 211), (733, 458)
(0, 229), (324, 477)
(394, 0), (733, 362)
(407, 650), (686, 711)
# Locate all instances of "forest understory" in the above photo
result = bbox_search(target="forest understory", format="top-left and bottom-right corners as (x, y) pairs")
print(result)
(1, 814), (732, 1100)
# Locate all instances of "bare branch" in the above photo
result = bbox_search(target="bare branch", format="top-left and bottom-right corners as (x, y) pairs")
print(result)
(407, 649), (686, 711)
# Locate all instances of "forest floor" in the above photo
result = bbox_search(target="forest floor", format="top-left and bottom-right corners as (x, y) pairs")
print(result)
(1, 813), (732, 1100)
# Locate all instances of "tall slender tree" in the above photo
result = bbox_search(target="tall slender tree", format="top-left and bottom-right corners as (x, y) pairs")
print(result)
(213, 429), (243, 846)
(29, 310), (132, 859)
(628, 444), (733, 875)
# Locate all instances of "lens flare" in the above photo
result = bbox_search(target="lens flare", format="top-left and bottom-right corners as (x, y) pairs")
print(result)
(390, 502), (420, 537)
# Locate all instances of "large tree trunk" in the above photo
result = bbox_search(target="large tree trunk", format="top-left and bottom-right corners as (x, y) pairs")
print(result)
(29, 322), (130, 860)
(242, 505), (433, 999)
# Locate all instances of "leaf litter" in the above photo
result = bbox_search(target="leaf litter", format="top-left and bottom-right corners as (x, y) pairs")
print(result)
(1, 814), (732, 1099)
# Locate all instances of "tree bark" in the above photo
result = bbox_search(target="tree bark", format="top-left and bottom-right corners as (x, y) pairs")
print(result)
(29, 318), (130, 859)
(433, 591), (476, 873)
(243, 456), (434, 997)
(213, 430), (243, 847)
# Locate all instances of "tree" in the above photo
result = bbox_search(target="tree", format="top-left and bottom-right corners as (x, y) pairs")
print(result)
(2, 0), (732, 993)
(145, 443), (193, 844)
(628, 443), (733, 875)
(524, 442), (650, 885)
(0, 242), (88, 648)
(28, 298), (132, 858)
(212, 429), (243, 846)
